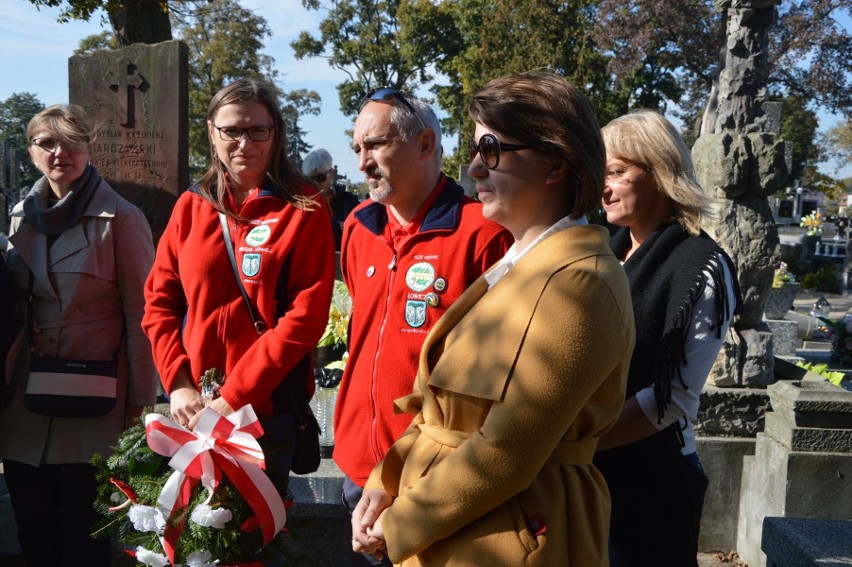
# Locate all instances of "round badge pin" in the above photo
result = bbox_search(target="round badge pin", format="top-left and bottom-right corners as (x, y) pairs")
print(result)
(425, 292), (440, 307)
(433, 277), (447, 293)
(405, 262), (436, 292)
(245, 224), (271, 246)
(366, 266), (375, 277)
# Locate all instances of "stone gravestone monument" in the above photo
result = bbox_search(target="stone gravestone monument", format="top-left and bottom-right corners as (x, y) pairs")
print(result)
(691, 0), (790, 552)
(68, 40), (189, 243)
(0, 142), (21, 236)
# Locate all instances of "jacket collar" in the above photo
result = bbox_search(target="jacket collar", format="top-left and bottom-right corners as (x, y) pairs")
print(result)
(354, 176), (465, 236)
(188, 179), (285, 199)
(10, 178), (117, 299)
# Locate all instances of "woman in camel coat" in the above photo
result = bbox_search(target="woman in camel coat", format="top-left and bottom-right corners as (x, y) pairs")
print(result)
(350, 71), (636, 566)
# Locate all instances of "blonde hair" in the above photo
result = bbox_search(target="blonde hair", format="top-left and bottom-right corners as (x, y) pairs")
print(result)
(602, 110), (711, 234)
(27, 104), (95, 148)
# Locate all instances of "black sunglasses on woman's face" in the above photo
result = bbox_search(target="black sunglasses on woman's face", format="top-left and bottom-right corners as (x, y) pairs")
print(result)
(468, 133), (533, 170)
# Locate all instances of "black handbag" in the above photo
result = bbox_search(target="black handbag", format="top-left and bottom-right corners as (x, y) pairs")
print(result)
(23, 272), (120, 418)
(291, 404), (322, 475)
(220, 213), (321, 474)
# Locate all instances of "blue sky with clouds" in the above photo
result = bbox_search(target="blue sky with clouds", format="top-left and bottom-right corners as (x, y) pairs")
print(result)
(0, 0), (849, 184)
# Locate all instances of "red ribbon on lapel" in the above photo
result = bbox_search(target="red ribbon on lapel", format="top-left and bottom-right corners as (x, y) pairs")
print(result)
(145, 406), (286, 564)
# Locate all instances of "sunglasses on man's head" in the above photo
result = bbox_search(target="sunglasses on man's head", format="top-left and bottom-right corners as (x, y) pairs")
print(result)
(360, 87), (427, 130)
(468, 134), (534, 170)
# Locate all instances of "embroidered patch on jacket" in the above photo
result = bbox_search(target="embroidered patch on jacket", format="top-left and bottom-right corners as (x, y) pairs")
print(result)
(405, 300), (427, 328)
(246, 225), (271, 246)
(241, 253), (261, 277)
(405, 262), (435, 292)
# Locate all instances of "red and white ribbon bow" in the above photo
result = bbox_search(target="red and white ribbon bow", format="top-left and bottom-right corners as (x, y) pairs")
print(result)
(145, 406), (286, 565)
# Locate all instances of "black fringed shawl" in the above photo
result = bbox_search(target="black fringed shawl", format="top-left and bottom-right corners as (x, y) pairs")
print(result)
(609, 221), (742, 424)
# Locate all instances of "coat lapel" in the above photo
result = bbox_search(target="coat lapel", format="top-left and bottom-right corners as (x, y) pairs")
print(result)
(8, 179), (116, 297)
(47, 221), (89, 266)
(424, 225), (613, 401)
(8, 223), (56, 300)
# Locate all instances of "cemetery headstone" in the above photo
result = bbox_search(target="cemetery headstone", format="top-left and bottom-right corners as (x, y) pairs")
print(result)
(0, 142), (21, 236)
(68, 40), (189, 243)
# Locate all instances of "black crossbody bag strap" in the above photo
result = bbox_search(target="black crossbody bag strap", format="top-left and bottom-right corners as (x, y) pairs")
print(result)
(219, 212), (266, 335)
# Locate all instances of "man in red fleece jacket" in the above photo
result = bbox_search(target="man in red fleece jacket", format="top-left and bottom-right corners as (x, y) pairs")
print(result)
(335, 89), (511, 563)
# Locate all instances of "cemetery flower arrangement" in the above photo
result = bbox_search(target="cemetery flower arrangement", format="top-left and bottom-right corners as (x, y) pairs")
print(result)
(817, 314), (852, 369)
(795, 361), (846, 387)
(317, 279), (352, 369)
(772, 262), (796, 288)
(91, 379), (289, 567)
(800, 211), (824, 236)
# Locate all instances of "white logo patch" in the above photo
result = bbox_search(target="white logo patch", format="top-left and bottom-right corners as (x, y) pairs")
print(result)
(246, 225), (271, 246)
(405, 262), (435, 292)
(241, 253), (261, 277)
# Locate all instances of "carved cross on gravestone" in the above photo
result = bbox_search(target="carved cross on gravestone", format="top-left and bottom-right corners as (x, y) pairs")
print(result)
(104, 60), (149, 128)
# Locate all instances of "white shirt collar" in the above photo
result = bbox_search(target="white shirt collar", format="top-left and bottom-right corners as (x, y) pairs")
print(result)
(484, 215), (589, 288)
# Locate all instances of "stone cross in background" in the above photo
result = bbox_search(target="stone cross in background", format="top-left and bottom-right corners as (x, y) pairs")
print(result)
(68, 40), (189, 243)
(693, 0), (789, 388)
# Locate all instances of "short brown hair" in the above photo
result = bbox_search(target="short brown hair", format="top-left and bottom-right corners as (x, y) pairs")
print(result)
(468, 70), (605, 218)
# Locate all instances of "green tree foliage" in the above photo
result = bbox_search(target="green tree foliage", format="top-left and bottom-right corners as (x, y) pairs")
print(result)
(23, 0), (171, 45)
(779, 94), (820, 182)
(173, 0), (279, 176)
(293, 0), (684, 174)
(291, 0), (434, 116)
(824, 118), (852, 165)
(0, 92), (46, 189)
(594, 0), (851, 135)
(282, 89), (322, 169)
(398, 0), (665, 174)
(74, 30), (117, 54)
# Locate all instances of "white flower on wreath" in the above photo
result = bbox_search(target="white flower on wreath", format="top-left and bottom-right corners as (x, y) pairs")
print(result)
(184, 549), (218, 566)
(128, 504), (166, 534)
(190, 504), (233, 529)
(136, 545), (169, 567)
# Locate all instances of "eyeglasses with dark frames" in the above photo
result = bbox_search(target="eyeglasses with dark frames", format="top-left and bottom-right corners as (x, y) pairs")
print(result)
(468, 133), (534, 170)
(213, 125), (274, 143)
(360, 87), (427, 130)
(30, 137), (88, 154)
(312, 168), (335, 184)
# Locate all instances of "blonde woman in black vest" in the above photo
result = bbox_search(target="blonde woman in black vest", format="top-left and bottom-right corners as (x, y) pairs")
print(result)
(594, 110), (742, 567)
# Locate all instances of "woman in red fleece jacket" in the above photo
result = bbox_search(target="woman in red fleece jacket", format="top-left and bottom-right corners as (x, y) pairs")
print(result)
(142, 78), (335, 486)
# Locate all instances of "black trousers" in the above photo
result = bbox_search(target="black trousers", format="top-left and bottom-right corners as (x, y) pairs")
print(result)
(594, 431), (708, 567)
(3, 459), (111, 567)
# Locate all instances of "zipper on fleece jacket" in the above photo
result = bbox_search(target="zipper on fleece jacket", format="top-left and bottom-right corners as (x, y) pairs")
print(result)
(369, 233), (398, 462)
(366, 226), (454, 463)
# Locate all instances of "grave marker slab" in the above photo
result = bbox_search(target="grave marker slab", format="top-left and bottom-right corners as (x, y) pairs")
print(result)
(69, 40), (188, 243)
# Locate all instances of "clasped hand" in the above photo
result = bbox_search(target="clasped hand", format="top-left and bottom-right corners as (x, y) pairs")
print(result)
(169, 371), (234, 430)
(351, 488), (393, 559)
